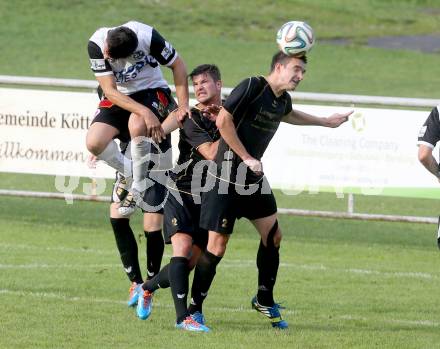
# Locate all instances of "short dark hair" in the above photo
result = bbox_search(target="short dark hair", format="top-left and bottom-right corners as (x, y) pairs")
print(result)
(189, 64), (221, 82)
(270, 51), (307, 72)
(106, 26), (138, 59)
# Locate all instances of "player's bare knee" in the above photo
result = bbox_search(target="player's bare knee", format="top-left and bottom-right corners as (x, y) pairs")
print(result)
(171, 234), (192, 258)
(128, 114), (147, 138)
(207, 232), (229, 257)
(418, 150), (431, 166)
(85, 137), (104, 156)
(110, 202), (122, 218)
(143, 213), (163, 231)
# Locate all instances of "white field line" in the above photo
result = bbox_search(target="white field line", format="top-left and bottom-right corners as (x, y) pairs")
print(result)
(337, 314), (440, 327)
(1, 243), (438, 280)
(0, 288), (438, 328)
(0, 243), (114, 255)
(0, 289), (251, 313)
(1, 243), (437, 279)
(0, 263), (121, 269)
(221, 260), (438, 280)
(0, 259), (438, 280)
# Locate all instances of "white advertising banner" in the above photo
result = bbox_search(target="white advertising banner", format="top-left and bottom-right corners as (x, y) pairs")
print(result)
(0, 87), (109, 178)
(0, 87), (438, 199)
(263, 104), (439, 199)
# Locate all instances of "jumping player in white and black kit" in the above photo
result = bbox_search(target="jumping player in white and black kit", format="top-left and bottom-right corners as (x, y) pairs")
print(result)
(135, 64), (222, 332)
(196, 52), (352, 329)
(86, 21), (189, 210)
(85, 21), (189, 305)
(417, 106), (440, 248)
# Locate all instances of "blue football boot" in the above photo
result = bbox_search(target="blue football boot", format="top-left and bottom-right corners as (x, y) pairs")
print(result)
(136, 290), (154, 320)
(251, 296), (288, 329)
(175, 316), (210, 332)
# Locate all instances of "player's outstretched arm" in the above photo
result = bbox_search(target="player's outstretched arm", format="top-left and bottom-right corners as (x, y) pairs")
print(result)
(161, 110), (180, 135)
(169, 56), (191, 121)
(418, 144), (440, 182)
(97, 75), (164, 142)
(283, 109), (353, 128)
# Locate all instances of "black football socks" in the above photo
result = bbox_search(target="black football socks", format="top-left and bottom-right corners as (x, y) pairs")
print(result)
(189, 250), (222, 315)
(169, 257), (190, 323)
(110, 218), (143, 284)
(144, 230), (164, 280)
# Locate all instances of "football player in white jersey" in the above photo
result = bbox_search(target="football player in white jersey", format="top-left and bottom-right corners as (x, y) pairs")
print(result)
(85, 21), (189, 303)
(86, 21), (189, 207)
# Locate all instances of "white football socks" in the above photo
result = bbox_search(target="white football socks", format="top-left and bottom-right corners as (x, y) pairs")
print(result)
(131, 138), (151, 193)
(97, 140), (132, 178)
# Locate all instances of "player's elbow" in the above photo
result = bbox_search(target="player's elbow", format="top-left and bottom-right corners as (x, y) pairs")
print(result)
(418, 146), (432, 165)
(100, 86), (118, 103)
(204, 148), (217, 161)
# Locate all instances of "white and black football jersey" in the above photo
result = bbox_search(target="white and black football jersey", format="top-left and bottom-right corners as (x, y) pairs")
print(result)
(418, 106), (440, 150)
(88, 21), (177, 94)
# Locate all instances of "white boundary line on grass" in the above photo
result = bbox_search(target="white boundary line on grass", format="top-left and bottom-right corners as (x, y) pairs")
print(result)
(0, 289), (251, 313)
(0, 259), (438, 280)
(0, 242), (114, 255)
(0, 289), (438, 328)
(2, 243), (439, 281)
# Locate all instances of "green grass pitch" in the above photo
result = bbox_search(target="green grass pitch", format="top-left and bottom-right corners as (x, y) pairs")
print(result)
(1, 1), (440, 347)
(1, 195), (439, 348)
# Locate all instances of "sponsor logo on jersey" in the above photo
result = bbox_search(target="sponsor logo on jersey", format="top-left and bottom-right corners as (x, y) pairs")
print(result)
(161, 42), (173, 60)
(90, 59), (106, 71)
(113, 55), (158, 83)
(99, 99), (113, 108)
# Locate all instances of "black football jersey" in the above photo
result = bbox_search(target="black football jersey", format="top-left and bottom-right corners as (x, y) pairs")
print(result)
(170, 107), (219, 191)
(215, 76), (292, 184)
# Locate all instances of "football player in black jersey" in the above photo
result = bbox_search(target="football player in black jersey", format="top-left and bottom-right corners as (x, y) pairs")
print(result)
(196, 52), (352, 329)
(134, 64), (222, 332)
(417, 106), (440, 248)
